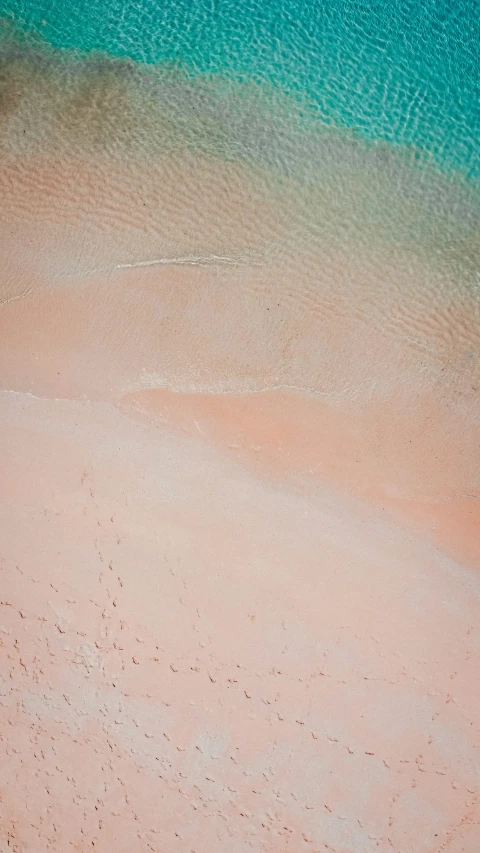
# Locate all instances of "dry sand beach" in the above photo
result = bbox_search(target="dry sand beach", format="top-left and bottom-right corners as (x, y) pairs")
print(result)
(1, 34), (480, 853)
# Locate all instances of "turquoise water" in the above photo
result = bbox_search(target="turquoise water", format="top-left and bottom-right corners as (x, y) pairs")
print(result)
(1, 0), (479, 181)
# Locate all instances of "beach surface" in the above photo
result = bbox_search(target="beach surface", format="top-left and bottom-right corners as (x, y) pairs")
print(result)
(1, 38), (480, 852)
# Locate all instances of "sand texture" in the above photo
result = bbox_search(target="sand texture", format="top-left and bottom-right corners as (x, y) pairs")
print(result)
(1, 40), (480, 852)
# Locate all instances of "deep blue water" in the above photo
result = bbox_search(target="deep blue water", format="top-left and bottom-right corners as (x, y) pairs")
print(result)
(1, 0), (479, 180)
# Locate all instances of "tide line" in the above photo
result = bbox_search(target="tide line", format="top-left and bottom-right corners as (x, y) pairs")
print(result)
(76, 253), (266, 277)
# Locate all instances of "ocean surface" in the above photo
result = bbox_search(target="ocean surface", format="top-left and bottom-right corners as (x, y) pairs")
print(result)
(1, 0), (479, 407)
(1, 0), (479, 182)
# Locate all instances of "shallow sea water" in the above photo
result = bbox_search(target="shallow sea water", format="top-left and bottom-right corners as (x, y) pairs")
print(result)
(2, 0), (479, 178)
(0, 10), (478, 405)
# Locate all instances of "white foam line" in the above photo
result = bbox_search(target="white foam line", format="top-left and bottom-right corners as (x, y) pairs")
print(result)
(0, 288), (34, 306)
(78, 254), (265, 277)
(0, 389), (88, 404)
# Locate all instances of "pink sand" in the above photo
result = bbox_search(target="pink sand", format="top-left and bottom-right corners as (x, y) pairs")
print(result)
(1, 153), (479, 851)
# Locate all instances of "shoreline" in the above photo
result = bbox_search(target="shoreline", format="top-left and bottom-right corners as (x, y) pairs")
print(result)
(1, 33), (479, 847)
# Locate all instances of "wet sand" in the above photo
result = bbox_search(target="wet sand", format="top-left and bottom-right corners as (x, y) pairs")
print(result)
(1, 120), (480, 850)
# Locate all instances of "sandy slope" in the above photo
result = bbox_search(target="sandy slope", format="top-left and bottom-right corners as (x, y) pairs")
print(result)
(1, 390), (480, 852)
(1, 149), (479, 851)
